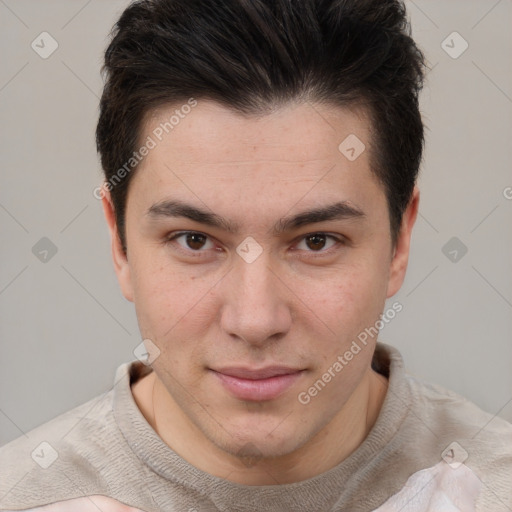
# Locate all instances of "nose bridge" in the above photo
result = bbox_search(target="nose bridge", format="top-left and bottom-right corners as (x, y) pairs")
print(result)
(220, 247), (291, 343)
(235, 248), (279, 311)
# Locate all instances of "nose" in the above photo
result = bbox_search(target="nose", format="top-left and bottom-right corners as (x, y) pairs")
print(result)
(219, 249), (292, 347)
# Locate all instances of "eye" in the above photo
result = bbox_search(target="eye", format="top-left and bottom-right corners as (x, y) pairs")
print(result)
(167, 231), (215, 252)
(295, 233), (342, 253)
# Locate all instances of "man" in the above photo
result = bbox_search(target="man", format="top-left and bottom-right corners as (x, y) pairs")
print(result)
(1, 0), (511, 511)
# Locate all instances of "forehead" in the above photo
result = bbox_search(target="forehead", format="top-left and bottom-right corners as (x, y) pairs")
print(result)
(141, 100), (371, 164)
(128, 100), (384, 218)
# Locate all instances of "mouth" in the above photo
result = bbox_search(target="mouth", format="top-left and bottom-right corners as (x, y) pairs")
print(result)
(210, 366), (305, 401)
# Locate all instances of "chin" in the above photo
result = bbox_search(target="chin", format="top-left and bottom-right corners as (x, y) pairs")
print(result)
(206, 418), (312, 462)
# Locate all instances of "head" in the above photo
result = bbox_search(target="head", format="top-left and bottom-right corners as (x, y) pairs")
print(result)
(97, 0), (425, 462)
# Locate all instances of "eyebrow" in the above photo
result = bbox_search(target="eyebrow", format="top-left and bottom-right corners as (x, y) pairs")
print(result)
(146, 199), (365, 235)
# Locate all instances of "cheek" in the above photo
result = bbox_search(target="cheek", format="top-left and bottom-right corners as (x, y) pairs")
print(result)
(326, 261), (386, 321)
(129, 250), (215, 346)
(310, 260), (389, 357)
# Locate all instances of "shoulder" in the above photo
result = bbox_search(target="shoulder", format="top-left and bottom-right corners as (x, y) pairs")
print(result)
(403, 372), (512, 510)
(405, 371), (512, 441)
(0, 363), (147, 511)
(0, 495), (144, 512)
(374, 343), (512, 510)
(0, 390), (114, 508)
(379, 343), (512, 448)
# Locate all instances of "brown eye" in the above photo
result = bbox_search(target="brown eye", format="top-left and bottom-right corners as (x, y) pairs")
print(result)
(295, 233), (341, 253)
(185, 233), (207, 250)
(169, 231), (215, 252)
(305, 234), (327, 251)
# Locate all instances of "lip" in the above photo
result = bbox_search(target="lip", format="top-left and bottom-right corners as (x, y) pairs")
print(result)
(210, 366), (304, 401)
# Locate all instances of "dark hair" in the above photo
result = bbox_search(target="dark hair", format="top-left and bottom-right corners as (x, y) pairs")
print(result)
(96, 0), (426, 254)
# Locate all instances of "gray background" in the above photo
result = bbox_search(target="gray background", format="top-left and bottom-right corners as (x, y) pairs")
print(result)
(0, 0), (511, 447)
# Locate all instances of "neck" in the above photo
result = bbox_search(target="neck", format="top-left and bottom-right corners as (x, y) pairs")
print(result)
(132, 367), (388, 485)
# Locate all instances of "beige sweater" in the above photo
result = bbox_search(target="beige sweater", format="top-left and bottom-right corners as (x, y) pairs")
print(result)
(1, 343), (511, 512)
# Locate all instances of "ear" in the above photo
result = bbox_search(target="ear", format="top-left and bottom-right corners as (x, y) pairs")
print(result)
(101, 189), (134, 302)
(386, 186), (420, 298)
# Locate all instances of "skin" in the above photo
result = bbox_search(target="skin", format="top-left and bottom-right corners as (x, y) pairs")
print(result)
(102, 100), (419, 485)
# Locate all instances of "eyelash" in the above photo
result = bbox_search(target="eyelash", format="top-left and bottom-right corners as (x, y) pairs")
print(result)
(164, 231), (346, 259)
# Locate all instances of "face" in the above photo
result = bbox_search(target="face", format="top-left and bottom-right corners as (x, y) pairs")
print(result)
(104, 100), (417, 461)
